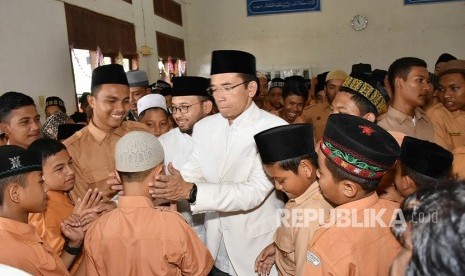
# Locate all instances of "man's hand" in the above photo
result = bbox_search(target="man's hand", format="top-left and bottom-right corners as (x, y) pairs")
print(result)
(73, 188), (102, 215)
(148, 163), (193, 201)
(61, 214), (84, 248)
(255, 243), (276, 276)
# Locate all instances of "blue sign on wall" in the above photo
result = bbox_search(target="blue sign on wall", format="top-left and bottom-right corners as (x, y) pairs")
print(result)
(247, 0), (320, 16)
(405, 0), (464, 5)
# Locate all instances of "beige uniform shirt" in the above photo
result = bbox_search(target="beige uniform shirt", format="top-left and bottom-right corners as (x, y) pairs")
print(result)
(377, 106), (434, 142)
(429, 105), (465, 151)
(452, 146), (465, 180)
(271, 109), (306, 125)
(274, 182), (332, 276)
(63, 120), (148, 201)
(301, 102), (331, 143)
(304, 193), (401, 276)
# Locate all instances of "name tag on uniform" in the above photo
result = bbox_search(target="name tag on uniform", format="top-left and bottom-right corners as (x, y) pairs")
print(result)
(450, 132), (461, 137)
(306, 251), (321, 266)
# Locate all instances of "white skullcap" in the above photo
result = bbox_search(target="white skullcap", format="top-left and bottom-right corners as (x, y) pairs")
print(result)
(115, 131), (164, 172)
(137, 94), (167, 116)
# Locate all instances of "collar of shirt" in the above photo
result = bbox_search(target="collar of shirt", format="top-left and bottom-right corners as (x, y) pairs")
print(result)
(387, 106), (429, 125)
(289, 181), (321, 206)
(0, 217), (43, 243)
(88, 120), (130, 145)
(321, 192), (379, 226)
(118, 196), (155, 208)
(451, 108), (465, 119)
(227, 102), (258, 130)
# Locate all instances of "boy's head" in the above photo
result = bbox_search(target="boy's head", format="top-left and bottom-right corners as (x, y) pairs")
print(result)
(387, 57), (429, 107)
(325, 69), (349, 104)
(45, 96), (66, 119)
(268, 78), (284, 110)
(255, 124), (317, 199)
(137, 94), (171, 137)
(28, 138), (75, 192)
(0, 145), (45, 213)
(126, 70), (150, 116)
(281, 76), (308, 123)
(394, 136), (453, 197)
(115, 131), (165, 185)
(332, 74), (388, 121)
(317, 114), (400, 206)
(89, 64), (130, 132)
(0, 92), (41, 149)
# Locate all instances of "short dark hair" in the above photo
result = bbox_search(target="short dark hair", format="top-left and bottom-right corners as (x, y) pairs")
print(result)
(387, 57), (427, 95)
(0, 91), (36, 122)
(407, 180), (465, 275)
(0, 173), (27, 206)
(340, 90), (379, 117)
(282, 81), (309, 103)
(28, 138), (67, 164)
(325, 158), (380, 192)
(118, 168), (153, 183)
(267, 154), (318, 175)
(91, 85), (102, 97)
(399, 161), (449, 190)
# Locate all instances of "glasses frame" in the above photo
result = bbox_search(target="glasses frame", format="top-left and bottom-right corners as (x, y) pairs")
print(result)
(168, 101), (204, 114)
(206, 80), (252, 96)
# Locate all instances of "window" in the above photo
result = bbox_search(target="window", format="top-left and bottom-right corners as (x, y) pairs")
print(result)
(153, 0), (182, 26)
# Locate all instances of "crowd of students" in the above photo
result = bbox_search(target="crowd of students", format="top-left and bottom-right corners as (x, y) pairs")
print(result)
(0, 49), (464, 276)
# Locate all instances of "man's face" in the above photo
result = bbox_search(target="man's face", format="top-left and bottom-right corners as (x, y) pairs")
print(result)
(331, 91), (362, 117)
(89, 84), (130, 132)
(171, 96), (209, 135)
(264, 163), (311, 199)
(45, 105), (61, 119)
(316, 147), (344, 206)
(20, 171), (48, 213)
(129, 86), (149, 115)
(140, 108), (171, 137)
(43, 149), (75, 192)
(210, 73), (255, 123)
(397, 66), (429, 108)
(439, 73), (465, 112)
(325, 79), (344, 103)
(1, 105), (41, 148)
(268, 87), (283, 110)
(282, 95), (305, 123)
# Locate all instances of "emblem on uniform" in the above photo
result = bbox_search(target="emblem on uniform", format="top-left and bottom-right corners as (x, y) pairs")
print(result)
(9, 156), (22, 169)
(306, 251), (321, 266)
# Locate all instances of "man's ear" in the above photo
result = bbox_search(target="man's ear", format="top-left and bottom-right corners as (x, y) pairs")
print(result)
(341, 180), (359, 198)
(202, 100), (213, 115)
(362, 112), (376, 123)
(403, 175), (415, 191)
(0, 122), (9, 136)
(299, 159), (314, 179)
(88, 94), (96, 109)
(247, 81), (258, 98)
(395, 76), (403, 90)
(8, 184), (21, 203)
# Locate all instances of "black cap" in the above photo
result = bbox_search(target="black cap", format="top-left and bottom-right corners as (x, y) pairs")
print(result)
(153, 80), (172, 96)
(211, 50), (256, 76)
(91, 64), (129, 90)
(321, 114), (400, 179)
(400, 136), (453, 178)
(435, 53), (457, 66)
(172, 76), (211, 97)
(0, 145), (42, 179)
(254, 124), (315, 164)
(45, 96), (65, 108)
(351, 63), (372, 76)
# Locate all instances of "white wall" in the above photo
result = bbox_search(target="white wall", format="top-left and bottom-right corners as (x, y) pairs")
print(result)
(0, 0), (186, 118)
(184, 0), (465, 77)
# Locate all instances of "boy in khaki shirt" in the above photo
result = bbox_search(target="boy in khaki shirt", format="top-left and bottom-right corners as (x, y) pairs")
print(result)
(254, 124), (332, 276)
(304, 114), (401, 275)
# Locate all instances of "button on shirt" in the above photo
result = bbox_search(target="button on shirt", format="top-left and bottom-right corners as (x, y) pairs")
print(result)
(274, 182), (332, 276)
(0, 217), (69, 276)
(63, 120), (148, 202)
(84, 196), (214, 276)
(377, 106), (434, 142)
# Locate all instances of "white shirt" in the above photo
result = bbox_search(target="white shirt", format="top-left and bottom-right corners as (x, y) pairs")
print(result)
(158, 128), (206, 242)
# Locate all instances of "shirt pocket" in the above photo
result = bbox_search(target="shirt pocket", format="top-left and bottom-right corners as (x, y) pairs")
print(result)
(81, 166), (110, 185)
(275, 234), (296, 264)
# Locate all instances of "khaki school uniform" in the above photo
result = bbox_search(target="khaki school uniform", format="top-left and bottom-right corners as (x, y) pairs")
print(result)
(429, 105), (465, 151)
(300, 103), (331, 143)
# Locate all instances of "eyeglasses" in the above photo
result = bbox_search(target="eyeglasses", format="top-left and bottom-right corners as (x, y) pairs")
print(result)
(206, 80), (252, 96)
(168, 101), (203, 114)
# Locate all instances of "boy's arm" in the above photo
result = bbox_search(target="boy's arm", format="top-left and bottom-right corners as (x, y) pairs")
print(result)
(60, 215), (84, 269)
